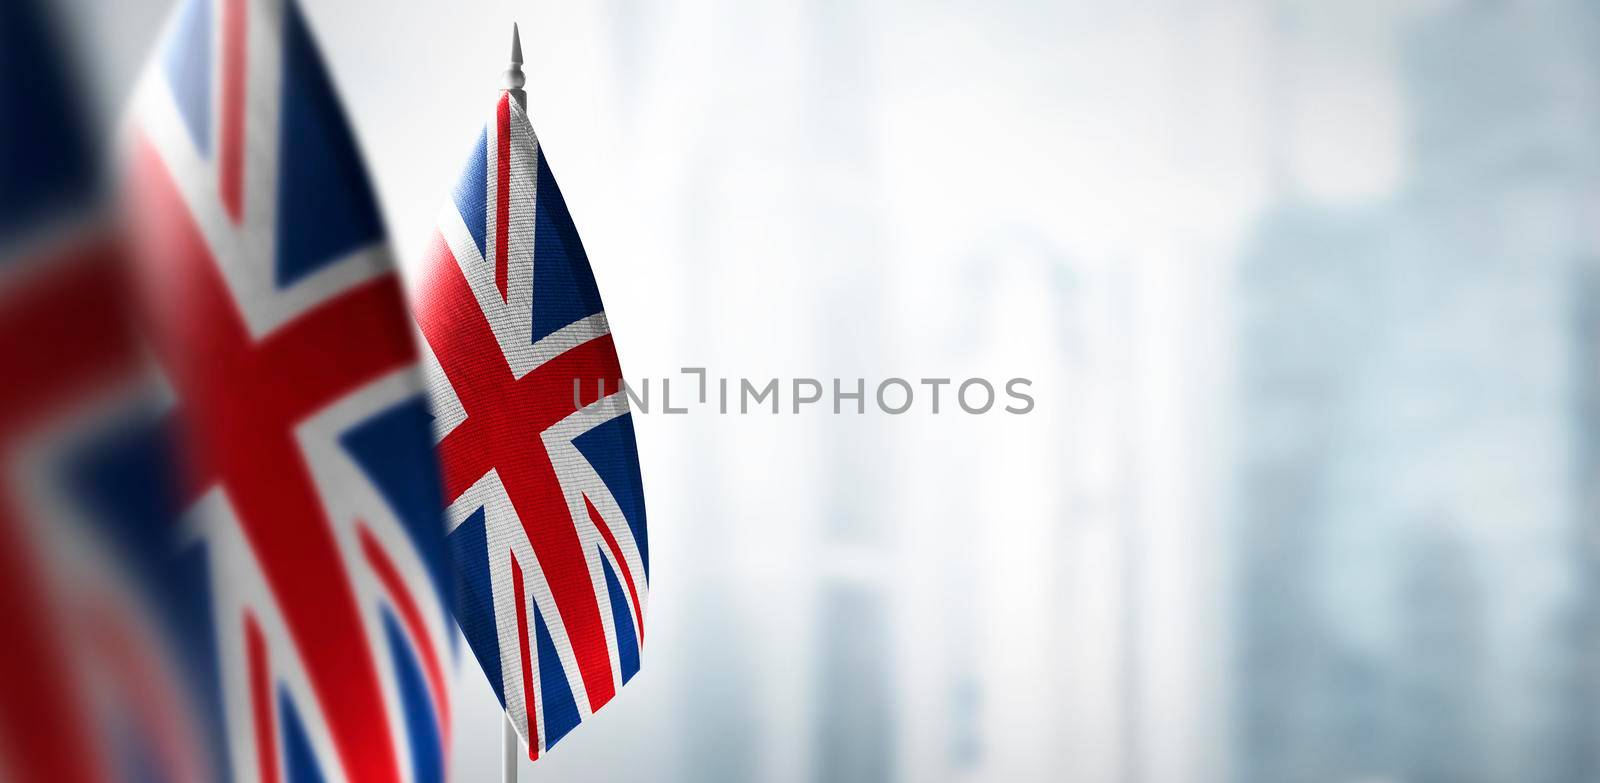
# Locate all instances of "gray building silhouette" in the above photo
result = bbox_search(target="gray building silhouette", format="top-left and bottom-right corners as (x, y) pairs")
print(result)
(1232, 0), (1600, 781)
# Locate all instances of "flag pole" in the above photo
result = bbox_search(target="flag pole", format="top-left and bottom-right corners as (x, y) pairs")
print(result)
(500, 23), (527, 783)
(501, 713), (519, 782)
(506, 23), (527, 111)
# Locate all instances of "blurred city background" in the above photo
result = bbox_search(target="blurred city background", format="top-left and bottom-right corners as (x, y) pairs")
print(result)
(38, 0), (1600, 780)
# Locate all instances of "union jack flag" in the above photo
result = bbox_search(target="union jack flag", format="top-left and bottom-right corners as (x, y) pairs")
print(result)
(413, 84), (649, 759)
(122, 1), (454, 782)
(0, 2), (212, 781)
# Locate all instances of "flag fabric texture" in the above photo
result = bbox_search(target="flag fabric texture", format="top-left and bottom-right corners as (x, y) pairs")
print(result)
(413, 90), (649, 759)
(122, 1), (455, 781)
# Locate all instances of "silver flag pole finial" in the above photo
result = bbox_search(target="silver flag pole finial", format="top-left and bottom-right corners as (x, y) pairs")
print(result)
(505, 23), (527, 110)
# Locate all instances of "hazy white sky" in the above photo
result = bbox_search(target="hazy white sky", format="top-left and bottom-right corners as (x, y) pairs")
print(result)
(54, 1), (1420, 780)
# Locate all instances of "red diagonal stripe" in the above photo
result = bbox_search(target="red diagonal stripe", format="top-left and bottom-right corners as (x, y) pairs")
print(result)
(358, 524), (451, 742)
(246, 613), (279, 783)
(509, 552), (539, 760)
(494, 94), (511, 301)
(416, 234), (515, 415)
(219, 0), (247, 222)
(584, 494), (643, 646)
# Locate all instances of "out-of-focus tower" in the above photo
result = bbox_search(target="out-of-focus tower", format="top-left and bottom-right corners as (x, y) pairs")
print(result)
(1566, 262), (1600, 781)
(1397, 2), (1600, 780)
(1232, 200), (1394, 783)
(1233, 1), (1600, 782)
(1231, 7), (1393, 781)
(1398, 519), (1487, 783)
(800, 2), (895, 781)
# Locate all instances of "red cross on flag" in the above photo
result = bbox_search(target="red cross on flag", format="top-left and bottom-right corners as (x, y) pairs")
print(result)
(411, 27), (651, 762)
(120, 1), (455, 781)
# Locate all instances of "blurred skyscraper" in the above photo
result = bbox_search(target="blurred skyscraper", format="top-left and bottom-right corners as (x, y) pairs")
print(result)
(1233, 1), (1600, 781)
(804, 2), (896, 781)
(1561, 261), (1600, 782)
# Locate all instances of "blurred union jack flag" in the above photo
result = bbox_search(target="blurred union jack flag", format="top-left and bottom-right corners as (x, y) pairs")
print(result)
(0, 2), (215, 781)
(413, 78), (649, 759)
(122, 0), (454, 781)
